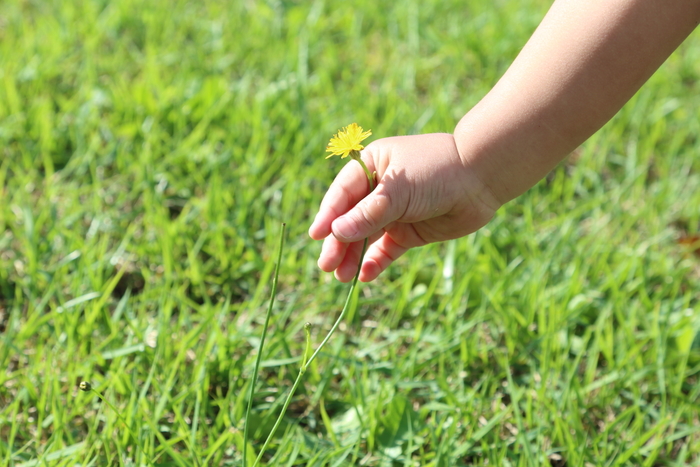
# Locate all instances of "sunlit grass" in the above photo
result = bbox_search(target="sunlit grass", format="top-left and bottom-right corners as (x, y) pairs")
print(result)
(1, 0), (700, 465)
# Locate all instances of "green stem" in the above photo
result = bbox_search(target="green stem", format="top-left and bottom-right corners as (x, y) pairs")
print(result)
(251, 156), (375, 466)
(251, 363), (306, 466)
(351, 152), (376, 192)
(243, 223), (286, 466)
(89, 388), (148, 462)
(306, 238), (367, 368)
(252, 237), (369, 467)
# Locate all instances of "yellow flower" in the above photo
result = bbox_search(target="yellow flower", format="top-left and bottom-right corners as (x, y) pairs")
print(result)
(325, 123), (372, 159)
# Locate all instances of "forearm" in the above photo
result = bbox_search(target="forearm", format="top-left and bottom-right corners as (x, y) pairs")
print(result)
(455, 0), (700, 205)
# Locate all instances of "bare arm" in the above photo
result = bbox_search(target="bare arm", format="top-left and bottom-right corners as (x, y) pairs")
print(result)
(456, 0), (700, 205)
(311, 0), (700, 282)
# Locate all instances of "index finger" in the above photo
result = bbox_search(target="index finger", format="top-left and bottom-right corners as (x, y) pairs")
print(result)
(308, 153), (375, 240)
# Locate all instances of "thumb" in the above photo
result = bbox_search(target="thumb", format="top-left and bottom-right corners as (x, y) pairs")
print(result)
(330, 184), (404, 243)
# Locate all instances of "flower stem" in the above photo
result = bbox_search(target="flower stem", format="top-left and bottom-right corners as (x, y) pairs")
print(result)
(252, 237), (369, 467)
(305, 236), (367, 368)
(250, 156), (375, 466)
(79, 383), (148, 463)
(243, 223), (286, 466)
(351, 151), (376, 191)
(90, 388), (140, 444)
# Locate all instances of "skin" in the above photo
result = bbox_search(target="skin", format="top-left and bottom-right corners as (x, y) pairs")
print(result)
(309, 0), (700, 282)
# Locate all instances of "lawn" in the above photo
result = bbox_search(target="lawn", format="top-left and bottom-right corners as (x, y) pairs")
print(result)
(1, 0), (700, 465)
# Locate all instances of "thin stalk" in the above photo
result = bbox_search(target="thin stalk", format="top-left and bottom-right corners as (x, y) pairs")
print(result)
(243, 223), (286, 466)
(252, 238), (369, 467)
(251, 152), (374, 466)
(79, 382), (149, 463)
(351, 151), (376, 192)
(306, 238), (367, 367)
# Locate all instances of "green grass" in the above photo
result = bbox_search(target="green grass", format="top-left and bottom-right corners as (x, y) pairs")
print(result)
(1, 0), (700, 465)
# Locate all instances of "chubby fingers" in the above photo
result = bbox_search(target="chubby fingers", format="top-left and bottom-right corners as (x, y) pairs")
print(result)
(358, 233), (410, 282)
(309, 156), (373, 241)
(318, 230), (384, 282)
(355, 223), (428, 281)
(317, 228), (413, 282)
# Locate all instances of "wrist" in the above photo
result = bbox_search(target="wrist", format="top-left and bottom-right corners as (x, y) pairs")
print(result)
(452, 113), (508, 212)
(453, 93), (568, 207)
(447, 126), (504, 216)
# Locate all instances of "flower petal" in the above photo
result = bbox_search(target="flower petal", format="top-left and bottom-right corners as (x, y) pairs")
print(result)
(325, 123), (372, 159)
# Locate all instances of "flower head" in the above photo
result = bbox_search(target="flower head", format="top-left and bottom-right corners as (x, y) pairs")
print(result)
(325, 123), (372, 159)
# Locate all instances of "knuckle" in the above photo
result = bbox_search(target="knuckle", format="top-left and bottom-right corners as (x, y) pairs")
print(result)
(356, 189), (393, 229)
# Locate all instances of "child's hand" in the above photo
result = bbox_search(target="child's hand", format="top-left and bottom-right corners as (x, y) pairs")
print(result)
(308, 133), (501, 282)
(311, 0), (699, 283)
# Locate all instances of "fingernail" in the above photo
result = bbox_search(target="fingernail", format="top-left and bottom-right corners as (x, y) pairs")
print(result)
(333, 217), (357, 240)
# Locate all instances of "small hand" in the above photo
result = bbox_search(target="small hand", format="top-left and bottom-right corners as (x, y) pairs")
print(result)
(309, 133), (501, 282)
